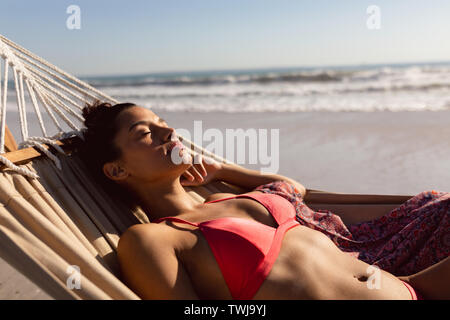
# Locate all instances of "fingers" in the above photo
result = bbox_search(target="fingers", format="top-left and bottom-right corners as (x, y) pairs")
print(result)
(182, 170), (195, 181)
(192, 153), (207, 177)
(180, 176), (196, 186)
(180, 165), (205, 187)
(189, 164), (205, 182)
(180, 153), (214, 187)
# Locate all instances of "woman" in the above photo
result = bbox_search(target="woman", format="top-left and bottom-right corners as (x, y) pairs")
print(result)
(77, 101), (449, 300)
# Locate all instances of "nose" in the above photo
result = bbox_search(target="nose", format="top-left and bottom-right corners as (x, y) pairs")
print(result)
(163, 126), (176, 142)
(169, 129), (183, 142)
(156, 121), (183, 142)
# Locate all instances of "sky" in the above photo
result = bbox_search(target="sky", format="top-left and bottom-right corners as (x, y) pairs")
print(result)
(1, 0), (449, 77)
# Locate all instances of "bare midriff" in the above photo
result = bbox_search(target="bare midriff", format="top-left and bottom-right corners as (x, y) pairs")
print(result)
(159, 195), (412, 300)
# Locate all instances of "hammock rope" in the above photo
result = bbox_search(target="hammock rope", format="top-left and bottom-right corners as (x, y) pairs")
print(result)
(0, 34), (232, 180)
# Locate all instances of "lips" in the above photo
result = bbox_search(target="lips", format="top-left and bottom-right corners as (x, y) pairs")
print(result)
(167, 131), (188, 158)
(167, 141), (186, 153)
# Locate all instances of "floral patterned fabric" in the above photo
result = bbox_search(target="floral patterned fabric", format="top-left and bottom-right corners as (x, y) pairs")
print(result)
(254, 180), (450, 276)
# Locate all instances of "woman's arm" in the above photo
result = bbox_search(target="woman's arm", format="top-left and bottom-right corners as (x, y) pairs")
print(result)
(216, 162), (307, 197)
(400, 256), (450, 300)
(117, 224), (199, 300)
(306, 203), (402, 226)
(180, 154), (306, 197)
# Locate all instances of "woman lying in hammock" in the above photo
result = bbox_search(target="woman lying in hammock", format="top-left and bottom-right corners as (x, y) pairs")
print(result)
(77, 101), (450, 300)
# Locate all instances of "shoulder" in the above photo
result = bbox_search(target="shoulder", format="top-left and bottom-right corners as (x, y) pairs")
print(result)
(118, 223), (173, 254)
(120, 222), (162, 239)
(116, 224), (199, 299)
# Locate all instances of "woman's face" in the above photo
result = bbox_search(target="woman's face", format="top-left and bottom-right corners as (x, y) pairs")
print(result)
(105, 105), (191, 183)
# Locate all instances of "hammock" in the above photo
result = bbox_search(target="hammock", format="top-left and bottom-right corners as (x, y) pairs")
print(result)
(0, 34), (414, 299)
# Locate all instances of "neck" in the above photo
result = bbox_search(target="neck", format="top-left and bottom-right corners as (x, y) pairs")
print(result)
(133, 176), (201, 221)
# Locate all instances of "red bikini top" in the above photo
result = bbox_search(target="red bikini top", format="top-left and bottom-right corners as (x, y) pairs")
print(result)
(153, 192), (300, 299)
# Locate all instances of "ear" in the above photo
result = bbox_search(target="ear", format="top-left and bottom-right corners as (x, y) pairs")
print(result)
(103, 161), (129, 181)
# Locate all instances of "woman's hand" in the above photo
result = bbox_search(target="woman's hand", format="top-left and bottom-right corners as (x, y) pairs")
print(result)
(180, 153), (223, 187)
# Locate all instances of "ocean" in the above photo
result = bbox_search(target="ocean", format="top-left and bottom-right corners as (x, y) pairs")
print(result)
(81, 62), (450, 113)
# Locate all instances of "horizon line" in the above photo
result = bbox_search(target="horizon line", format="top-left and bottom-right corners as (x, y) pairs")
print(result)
(77, 59), (450, 79)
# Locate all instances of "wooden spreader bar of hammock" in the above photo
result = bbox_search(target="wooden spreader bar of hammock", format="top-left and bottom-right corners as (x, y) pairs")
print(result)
(0, 126), (79, 168)
(2, 124), (18, 153)
(0, 125), (414, 205)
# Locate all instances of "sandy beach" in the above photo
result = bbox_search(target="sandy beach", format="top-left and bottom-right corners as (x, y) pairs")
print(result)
(1, 109), (450, 299)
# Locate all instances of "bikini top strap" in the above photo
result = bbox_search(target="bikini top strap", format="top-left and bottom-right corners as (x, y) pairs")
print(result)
(204, 195), (240, 204)
(204, 193), (265, 204)
(153, 217), (199, 227)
